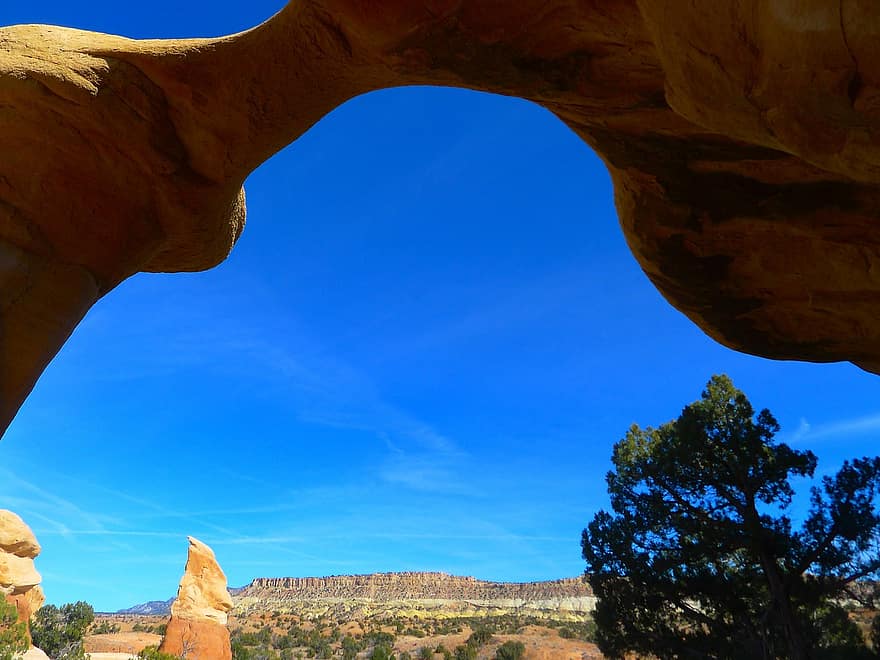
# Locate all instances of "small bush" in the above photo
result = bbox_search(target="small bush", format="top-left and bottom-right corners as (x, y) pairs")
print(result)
(495, 641), (525, 660)
(0, 599), (28, 660)
(138, 647), (181, 660)
(453, 645), (476, 660)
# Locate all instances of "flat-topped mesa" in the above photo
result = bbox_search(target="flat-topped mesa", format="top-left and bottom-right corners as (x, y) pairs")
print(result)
(237, 572), (596, 615)
(159, 537), (233, 660)
(246, 573), (592, 601)
(3, 1), (880, 435)
(0, 510), (45, 644)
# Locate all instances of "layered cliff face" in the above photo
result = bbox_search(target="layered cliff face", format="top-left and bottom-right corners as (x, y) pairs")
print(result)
(236, 572), (595, 615)
(2, 2), (880, 434)
(0, 510), (45, 645)
(159, 537), (233, 660)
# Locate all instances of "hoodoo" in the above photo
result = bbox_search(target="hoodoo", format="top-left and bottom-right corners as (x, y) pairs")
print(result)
(159, 536), (233, 660)
(0, 510), (45, 647)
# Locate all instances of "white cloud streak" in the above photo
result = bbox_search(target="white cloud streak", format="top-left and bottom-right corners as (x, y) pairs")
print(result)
(790, 412), (880, 443)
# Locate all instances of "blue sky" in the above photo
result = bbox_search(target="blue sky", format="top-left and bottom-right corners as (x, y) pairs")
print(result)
(3, 1), (880, 612)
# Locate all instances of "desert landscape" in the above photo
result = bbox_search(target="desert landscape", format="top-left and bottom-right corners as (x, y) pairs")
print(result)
(6, 1), (880, 658)
(86, 572), (600, 660)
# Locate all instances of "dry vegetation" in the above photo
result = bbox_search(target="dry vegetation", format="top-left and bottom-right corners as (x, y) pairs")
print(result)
(86, 610), (602, 660)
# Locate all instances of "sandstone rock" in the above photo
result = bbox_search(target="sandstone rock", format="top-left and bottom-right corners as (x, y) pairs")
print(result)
(0, 553), (40, 593)
(7, 585), (45, 628)
(0, 511), (44, 645)
(0, 511), (41, 595)
(159, 537), (232, 660)
(3, 2), (880, 434)
(0, 510), (41, 559)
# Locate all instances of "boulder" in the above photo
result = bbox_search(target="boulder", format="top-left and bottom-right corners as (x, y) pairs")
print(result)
(0, 512), (41, 559)
(159, 537), (232, 660)
(2, 1), (880, 434)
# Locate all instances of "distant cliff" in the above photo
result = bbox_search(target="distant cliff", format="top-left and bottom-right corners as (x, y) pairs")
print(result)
(235, 572), (595, 615)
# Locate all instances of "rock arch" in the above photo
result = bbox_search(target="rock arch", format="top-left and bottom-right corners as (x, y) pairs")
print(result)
(2, 1), (879, 433)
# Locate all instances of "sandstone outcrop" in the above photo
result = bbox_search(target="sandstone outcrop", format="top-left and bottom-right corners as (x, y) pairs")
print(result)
(0, 510), (45, 643)
(159, 537), (233, 660)
(2, 2), (880, 433)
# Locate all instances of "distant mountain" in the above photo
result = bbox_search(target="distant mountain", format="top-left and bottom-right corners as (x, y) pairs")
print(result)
(116, 597), (174, 615)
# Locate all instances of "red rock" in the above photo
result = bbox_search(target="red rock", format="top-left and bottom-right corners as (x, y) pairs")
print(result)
(160, 616), (232, 660)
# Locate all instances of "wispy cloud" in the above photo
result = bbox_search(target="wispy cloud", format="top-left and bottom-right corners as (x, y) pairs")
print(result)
(130, 297), (473, 497)
(0, 468), (118, 536)
(790, 417), (812, 442)
(789, 413), (880, 443)
(379, 453), (478, 496)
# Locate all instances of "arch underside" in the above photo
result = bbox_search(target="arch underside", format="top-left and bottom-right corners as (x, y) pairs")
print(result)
(1, 0), (879, 434)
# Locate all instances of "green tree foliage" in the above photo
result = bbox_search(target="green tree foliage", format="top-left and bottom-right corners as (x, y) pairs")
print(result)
(452, 645), (475, 660)
(31, 601), (95, 660)
(465, 628), (492, 648)
(341, 634), (362, 660)
(871, 613), (880, 652)
(90, 620), (121, 635)
(581, 375), (880, 660)
(494, 641), (525, 660)
(138, 647), (182, 660)
(0, 599), (28, 660)
(370, 643), (394, 660)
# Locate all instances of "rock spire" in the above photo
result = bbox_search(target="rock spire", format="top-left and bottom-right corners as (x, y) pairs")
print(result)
(159, 536), (233, 659)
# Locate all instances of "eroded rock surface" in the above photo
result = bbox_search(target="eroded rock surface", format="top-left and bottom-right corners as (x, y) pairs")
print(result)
(2, 1), (880, 433)
(159, 537), (233, 660)
(0, 510), (45, 644)
(237, 572), (595, 616)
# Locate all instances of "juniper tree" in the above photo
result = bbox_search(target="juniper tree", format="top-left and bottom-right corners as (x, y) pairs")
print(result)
(582, 375), (880, 659)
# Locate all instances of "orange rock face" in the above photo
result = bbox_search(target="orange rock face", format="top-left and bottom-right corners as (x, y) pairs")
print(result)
(160, 616), (232, 660)
(159, 537), (233, 660)
(2, 1), (880, 433)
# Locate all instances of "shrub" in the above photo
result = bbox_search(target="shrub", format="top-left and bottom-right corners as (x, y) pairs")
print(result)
(371, 644), (394, 660)
(31, 601), (95, 660)
(138, 647), (181, 660)
(0, 599), (28, 660)
(453, 645), (476, 660)
(494, 642), (524, 660)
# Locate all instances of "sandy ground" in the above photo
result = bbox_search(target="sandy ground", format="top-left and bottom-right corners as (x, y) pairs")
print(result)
(88, 613), (605, 659)
(84, 631), (162, 655)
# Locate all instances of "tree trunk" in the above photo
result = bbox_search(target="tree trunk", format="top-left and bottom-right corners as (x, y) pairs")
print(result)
(759, 552), (810, 660)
